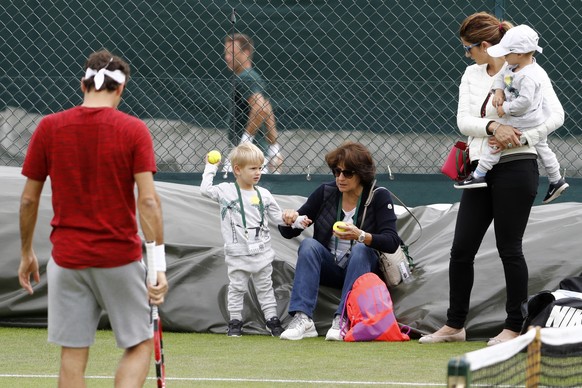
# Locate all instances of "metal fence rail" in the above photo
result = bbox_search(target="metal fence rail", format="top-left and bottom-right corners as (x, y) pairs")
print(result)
(2, 1), (581, 176)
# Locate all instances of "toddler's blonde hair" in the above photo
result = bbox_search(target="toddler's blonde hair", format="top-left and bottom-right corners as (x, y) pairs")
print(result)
(229, 142), (265, 169)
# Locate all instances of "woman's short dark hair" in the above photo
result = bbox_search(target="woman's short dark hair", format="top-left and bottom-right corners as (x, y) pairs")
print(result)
(325, 141), (376, 186)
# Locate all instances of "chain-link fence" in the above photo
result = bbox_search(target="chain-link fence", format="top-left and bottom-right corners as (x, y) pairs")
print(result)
(2, 1), (581, 176)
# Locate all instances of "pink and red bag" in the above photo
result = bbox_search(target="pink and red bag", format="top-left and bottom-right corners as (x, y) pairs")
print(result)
(341, 272), (410, 342)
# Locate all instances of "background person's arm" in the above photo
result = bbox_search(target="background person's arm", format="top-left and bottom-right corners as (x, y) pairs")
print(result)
(262, 97), (278, 145)
(245, 92), (274, 139)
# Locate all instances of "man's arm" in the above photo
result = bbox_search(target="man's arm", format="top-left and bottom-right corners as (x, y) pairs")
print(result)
(262, 97), (278, 145)
(19, 178), (44, 294)
(245, 92), (282, 171)
(245, 92), (276, 142)
(135, 171), (167, 304)
(136, 172), (163, 244)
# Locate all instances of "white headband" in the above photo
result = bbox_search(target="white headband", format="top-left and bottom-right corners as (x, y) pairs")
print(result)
(84, 67), (126, 90)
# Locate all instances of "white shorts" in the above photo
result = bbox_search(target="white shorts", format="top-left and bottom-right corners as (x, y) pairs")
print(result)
(47, 258), (153, 349)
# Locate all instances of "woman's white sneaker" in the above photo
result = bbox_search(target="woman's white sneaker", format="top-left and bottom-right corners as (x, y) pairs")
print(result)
(325, 315), (343, 341)
(280, 313), (318, 340)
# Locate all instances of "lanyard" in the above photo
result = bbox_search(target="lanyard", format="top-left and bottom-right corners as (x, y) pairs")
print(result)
(336, 193), (362, 224)
(334, 192), (362, 256)
(235, 182), (264, 232)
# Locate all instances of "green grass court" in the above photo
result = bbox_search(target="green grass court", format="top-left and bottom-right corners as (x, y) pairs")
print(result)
(0, 327), (486, 387)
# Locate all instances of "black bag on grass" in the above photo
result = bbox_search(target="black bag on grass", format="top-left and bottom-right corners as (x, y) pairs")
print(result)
(521, 275), (582, 334)
(559, 275), (582, 293)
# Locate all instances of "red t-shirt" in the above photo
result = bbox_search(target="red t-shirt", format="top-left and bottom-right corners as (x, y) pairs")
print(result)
(22, 106), (157, 269)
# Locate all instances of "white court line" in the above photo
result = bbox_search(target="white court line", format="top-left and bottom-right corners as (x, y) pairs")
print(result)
(0, 374), (443, 386)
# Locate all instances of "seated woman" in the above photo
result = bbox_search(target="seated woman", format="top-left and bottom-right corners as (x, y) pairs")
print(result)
(278, 141), (401, 341)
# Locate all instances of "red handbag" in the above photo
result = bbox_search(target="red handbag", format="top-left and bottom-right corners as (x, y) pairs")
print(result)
(441, 141), (471, 181)
(441, 91), (491, 181)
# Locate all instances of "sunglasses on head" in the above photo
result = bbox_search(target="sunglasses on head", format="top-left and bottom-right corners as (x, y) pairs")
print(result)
(332, 167), (356, 179)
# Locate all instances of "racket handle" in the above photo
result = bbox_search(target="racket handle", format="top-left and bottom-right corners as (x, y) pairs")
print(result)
(145, 241), (157, 286)
(151, 305), (159, 320)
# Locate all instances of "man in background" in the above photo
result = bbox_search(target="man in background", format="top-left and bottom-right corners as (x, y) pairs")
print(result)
(224, 33), (283, 174)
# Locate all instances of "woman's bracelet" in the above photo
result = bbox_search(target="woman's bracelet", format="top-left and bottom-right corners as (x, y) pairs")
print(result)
(489, 122), (502, 136)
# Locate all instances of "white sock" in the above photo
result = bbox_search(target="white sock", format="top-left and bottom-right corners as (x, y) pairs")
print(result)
(548, 173), (562, 184)
(267, 143), (280, 158)
(473, 167), (487, 178)
(240, 132), (254, 144)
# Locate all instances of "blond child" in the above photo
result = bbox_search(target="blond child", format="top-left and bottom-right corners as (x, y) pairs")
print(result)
(200, 142), (285, 336)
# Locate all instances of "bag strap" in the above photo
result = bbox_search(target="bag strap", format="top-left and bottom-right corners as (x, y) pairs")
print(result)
(480, 91), (493, 118)
(339, 290), (351, 336)
(462, 90), (491, 156)
(361, 179), (422, 246)
(400, 324), (412, 335)
(456, 146), (470, 177)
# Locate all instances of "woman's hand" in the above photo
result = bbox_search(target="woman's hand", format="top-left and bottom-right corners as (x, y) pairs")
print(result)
(490, 123), (522, 152)
(333, 223), (360, 241)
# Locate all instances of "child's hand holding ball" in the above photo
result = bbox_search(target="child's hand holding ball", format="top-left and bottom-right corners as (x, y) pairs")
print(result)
(207, 150), (222, 165)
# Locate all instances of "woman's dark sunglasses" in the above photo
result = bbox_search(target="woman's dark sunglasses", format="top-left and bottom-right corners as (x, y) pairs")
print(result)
(332, 168), (356, 179)
(463, 41), (480, 53)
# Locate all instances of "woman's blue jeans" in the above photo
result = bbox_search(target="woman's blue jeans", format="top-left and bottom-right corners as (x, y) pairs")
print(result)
(288, 237), (379, 318)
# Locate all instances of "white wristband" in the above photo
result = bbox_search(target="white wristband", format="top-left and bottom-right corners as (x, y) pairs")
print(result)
(292, 215), (307, 230)
(154, 244), (167, 272)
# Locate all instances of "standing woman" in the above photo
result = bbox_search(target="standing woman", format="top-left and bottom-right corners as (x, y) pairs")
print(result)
(278, 141), (401, 341)
(419, 12), (564, 345)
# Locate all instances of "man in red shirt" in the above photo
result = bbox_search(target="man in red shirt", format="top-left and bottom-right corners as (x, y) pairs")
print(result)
(18, 49), (167, 387)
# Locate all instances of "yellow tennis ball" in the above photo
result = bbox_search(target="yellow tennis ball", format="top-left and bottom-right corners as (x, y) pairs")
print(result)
(207, 150), (221, 164)
(333, 221), (348, 232)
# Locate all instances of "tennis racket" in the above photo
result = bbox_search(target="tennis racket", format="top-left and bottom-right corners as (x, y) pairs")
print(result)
(146, 242), (166, 388)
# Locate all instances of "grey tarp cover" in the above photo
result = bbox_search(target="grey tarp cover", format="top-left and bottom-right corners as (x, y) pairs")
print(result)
(1, 166), (581, 340)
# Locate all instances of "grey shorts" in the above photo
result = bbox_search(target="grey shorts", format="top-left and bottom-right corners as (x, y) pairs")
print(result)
(47, 258), (153, 349)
